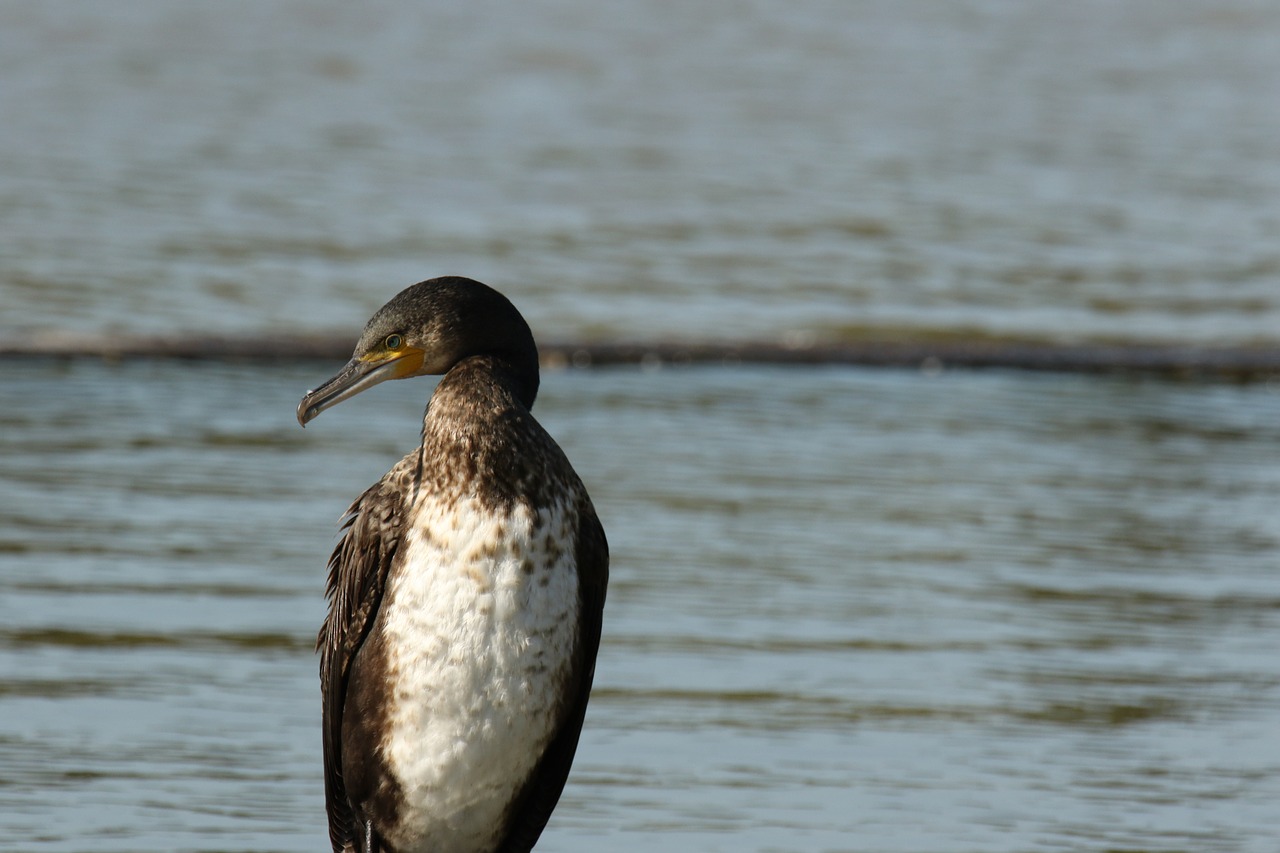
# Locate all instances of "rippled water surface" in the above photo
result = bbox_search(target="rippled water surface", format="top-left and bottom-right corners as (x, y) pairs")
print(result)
(3, 1), (1280, 344)
(3, 2), (1280, 851)
(2, 361), (1278, 852)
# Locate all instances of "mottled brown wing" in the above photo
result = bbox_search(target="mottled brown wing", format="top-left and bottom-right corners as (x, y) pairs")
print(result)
(317, 476), (405, 853)
(496, 496), (609, 853)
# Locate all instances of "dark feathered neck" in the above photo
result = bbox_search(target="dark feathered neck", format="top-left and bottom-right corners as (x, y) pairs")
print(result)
(420, 355), (539, 459)
(431, 355), (536, 414)
(418, 354), (565, 509)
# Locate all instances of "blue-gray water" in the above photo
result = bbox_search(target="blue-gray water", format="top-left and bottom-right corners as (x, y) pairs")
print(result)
(4, 1), (1280, 345)
(3, 362), (1279, 852)
(3, 2), (1280, 852)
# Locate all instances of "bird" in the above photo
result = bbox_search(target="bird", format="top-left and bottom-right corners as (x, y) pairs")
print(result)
(296, 276), (608, 853)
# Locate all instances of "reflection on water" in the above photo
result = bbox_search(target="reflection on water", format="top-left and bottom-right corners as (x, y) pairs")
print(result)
(1, 360), (1277, 851)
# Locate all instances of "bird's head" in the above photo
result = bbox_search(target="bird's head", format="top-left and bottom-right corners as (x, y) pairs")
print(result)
(297, 276), (538, 427)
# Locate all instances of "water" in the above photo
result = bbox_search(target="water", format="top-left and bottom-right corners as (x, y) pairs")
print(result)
(2, 2), (1280, 851)
(2, 2), (1280, 345)
(2, 361), (1278, 852)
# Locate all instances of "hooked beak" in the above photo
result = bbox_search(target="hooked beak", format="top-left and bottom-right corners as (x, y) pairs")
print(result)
(297, 349), (425, 427)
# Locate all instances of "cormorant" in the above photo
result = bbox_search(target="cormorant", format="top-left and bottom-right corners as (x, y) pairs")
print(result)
(297, 276), (608, 853)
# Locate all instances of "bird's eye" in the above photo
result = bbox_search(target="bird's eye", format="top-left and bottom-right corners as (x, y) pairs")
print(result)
(385, 334), (403, 350)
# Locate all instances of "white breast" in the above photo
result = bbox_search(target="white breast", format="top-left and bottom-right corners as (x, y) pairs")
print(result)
(378, 493), (580, 853)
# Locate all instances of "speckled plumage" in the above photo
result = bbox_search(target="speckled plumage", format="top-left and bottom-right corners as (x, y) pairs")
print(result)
(301, 278), (607, 853)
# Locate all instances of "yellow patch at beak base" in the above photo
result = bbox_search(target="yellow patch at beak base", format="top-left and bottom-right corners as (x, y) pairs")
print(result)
(362, 346), (426, 379)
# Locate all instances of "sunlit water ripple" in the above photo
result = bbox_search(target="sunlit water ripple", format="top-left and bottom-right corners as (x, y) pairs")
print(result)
(1, 361), (1278, 851)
